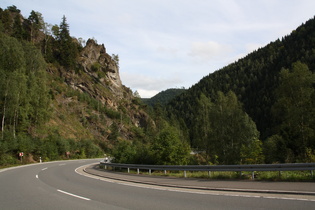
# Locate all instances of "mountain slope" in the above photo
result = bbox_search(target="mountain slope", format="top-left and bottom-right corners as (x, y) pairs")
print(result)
(167, 16), (315, 162)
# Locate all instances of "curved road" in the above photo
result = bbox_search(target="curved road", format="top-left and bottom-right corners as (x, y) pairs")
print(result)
(1, 159), (315, 209)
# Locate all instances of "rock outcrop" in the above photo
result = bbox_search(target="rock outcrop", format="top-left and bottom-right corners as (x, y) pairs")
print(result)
(59, 38), (131, 110)
(78, 39), (123, 98)
(45, 38), (154, 143)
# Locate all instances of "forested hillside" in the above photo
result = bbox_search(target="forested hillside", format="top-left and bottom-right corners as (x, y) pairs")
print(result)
(167, 16), (315, 163)
(0, 6), (155, 165)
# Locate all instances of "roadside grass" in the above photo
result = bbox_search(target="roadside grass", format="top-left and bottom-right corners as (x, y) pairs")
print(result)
(101, 166), (315, 182)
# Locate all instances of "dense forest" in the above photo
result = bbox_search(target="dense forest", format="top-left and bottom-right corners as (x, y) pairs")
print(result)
(0, 5), (314, 166)
(167, 16), (315, 164)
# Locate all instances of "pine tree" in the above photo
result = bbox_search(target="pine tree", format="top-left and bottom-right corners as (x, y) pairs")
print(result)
(57, 15), (78, 69)
(28, 10), (43, 43)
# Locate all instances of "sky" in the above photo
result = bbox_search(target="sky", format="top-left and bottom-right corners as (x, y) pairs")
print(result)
(1, 0), (315, 98)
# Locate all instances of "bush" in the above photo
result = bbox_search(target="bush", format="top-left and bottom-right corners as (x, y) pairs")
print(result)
(0, 154), (18, 165)
(91, 62), (101, 72)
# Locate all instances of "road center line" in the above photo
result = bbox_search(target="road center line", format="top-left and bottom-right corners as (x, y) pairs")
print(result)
(57, 189), (91, 201)
(41, 167), (48, 171)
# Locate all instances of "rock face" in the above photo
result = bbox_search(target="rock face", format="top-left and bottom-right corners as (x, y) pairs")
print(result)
(78, 39), (123, 98)
(47, 38), (153, 143)
(60, 38), (131, 110)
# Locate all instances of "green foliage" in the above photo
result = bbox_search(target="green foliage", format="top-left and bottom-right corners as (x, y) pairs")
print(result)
(150, 125), (190, 165)
(108, 123), (119, 141)
(240, 138), (264, 164)
(13, 13), (25, 40)
(111, 123), (191, 165)
(0, 154), (19, 166)
(54, 15), (78, 69)
(28, 10), (43, 43)
(271, 61), (315, 162)
(205, 91), (261, 164)
(77, 139), (103, 158)
(0, 33), (50, 138)
(91, 62), (101, 72)
(7, 5), (20, 13)
(111, 139), (137, 163)
(185, 91), (262, 164)
(111, 54), (119, 67)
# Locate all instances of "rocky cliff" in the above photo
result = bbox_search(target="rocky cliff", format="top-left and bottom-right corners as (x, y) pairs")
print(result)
(59, 39), (125, 108)
(78, 39), (123, 97)
(44, 39), (151, 147)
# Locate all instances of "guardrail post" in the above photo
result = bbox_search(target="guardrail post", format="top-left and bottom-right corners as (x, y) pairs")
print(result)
(99, 162), (315, 180)
(239, 171), (242, 178)
(184, 171), (187, 178)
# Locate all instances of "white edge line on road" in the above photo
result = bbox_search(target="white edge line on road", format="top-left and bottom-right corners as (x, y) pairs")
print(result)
(57, 189), (91, 201)
(75, 164), (315, 202)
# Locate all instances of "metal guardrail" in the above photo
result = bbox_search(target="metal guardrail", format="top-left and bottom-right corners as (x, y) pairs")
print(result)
(99, 162), (315, 179)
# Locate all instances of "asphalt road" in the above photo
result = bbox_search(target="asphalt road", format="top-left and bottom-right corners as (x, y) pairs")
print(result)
(1, 159), (315, 210)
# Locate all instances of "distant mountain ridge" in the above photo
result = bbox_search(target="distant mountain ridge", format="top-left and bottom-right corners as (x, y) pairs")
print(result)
(142, 88), (186, 106)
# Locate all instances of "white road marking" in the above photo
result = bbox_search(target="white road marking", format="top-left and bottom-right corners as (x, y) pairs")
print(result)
(76, 165), (315, 202)
(41, 167), (48, 171)
(36, 175), (38, 179)
(57, 189), (91, 201)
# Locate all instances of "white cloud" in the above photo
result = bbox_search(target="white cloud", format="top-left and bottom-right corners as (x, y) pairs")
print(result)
(245, 43), (265, 53)
(137, 89), (160, 99)
(120, 72), (182, 94)
(188, 41), (232, 62)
